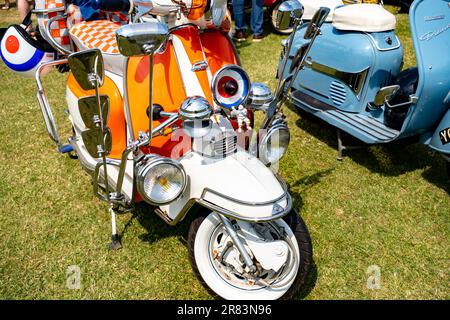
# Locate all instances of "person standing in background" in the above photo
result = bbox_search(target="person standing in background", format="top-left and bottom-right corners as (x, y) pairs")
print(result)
(2, 0), (10, 10)
(18, 0), (32, 20)
(232, 0), (265, 43)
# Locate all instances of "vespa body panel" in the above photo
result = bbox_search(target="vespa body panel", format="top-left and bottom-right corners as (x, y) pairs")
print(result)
(402, 0), (450, 136)
(282, 22), (404, 143)
(280, 0), (450, 148)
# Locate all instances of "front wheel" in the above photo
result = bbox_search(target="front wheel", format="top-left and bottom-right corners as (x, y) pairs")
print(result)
(187, 211), (312, 300)
(270, 1), (294, 34)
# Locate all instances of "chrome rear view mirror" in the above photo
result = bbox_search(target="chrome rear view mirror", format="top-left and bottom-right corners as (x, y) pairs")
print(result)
(78, 95), (112, 158)
(82, 127), (112, 158)
(116, 21), (170, 144)
(304, 7), (330, 39)
(289, 43), (309, 73)
(78, 95), (109, 129)
(116, 21), (169, 57)
(68, 49), (104, 90)
(276, 0), (304, 31)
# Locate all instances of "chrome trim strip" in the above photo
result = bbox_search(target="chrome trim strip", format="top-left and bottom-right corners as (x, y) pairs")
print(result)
(122, 57), (135, 141)
(305, 57), (369, 96)
(32, 8), (66, 14)
(196, 192), (292, 223)
(305, 59), (368, 96)
(364, 33), (401, 52)
(200, 175), (289, 206)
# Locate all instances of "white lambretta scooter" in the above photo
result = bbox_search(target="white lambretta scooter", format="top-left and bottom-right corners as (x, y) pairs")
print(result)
(30, 0), (312, 299)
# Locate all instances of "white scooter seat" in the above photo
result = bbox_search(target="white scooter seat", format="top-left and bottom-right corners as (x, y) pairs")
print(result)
(69, 20), (124, 76)
(300, 0), (344, 22)
(332, 4), (396, 32)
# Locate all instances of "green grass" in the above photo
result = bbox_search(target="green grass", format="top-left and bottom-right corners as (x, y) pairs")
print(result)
(0, 3), (448, 299)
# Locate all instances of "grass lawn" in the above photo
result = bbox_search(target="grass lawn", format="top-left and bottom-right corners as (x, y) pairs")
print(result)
(0, 2), (448, 299)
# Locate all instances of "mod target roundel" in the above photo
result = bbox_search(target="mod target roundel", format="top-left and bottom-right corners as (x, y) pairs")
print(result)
(212, 65), (250, 109)
(0, 25), (55, 77)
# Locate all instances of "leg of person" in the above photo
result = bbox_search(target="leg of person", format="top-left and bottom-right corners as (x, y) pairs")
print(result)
(232, 0), (247, 42)
(18, 0), (31, 21)
(2, 0), (10, 10)
(250, 0), (264, 42)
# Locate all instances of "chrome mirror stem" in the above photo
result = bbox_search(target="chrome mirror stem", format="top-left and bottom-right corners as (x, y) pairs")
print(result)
(262, 20), (323, 130)
(144, 44), (156, 148)
(275, 18), (302, 95)
(93, 76), (111, 203)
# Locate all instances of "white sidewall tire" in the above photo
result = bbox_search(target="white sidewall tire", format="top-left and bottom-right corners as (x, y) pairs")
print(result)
(193, 213), (300, 300)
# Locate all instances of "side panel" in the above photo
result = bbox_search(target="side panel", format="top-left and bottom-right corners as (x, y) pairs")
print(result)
(403, 0), (450, 135)
(67, 73), (126, 159)
(200, 30), (240, 74)
(286, 23), (403, 116)
(126, 40), (187, 157)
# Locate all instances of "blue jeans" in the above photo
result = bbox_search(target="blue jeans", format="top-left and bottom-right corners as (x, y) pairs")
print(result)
(69, 0), (130, 21)
(233, 0), (264, 36)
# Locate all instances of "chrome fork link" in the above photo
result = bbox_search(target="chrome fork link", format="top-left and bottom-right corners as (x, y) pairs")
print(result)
(218, 214), (257, 274)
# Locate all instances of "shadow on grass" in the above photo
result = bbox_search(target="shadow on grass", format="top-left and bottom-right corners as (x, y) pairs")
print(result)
(295, 261), (318, 300)
(288, 168), (335, 218)
(131, 202), (192, 245)
(286, 170), (333, 299)
(288, 103), (449, 193)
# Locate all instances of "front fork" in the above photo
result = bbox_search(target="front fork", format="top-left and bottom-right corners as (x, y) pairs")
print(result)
(218, 214), (257, 274)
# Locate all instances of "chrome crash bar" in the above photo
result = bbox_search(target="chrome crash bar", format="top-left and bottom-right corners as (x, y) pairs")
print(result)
(35, 58), (73, 154)
(45, 14), (74, 55)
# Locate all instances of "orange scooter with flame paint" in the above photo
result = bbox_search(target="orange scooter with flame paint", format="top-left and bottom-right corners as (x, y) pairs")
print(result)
(11, 0), (314, 299)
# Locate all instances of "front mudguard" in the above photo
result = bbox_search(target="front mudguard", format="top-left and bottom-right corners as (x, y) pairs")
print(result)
(159, 150), (292, 224)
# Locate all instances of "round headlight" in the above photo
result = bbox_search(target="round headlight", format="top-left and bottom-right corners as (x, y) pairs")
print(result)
(259, 124), (290, 165)
(212, 65), (250, 109)
(136, 156), (187, 205)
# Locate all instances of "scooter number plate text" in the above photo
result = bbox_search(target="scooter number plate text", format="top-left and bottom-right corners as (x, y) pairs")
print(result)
(439, 127), (450, 145)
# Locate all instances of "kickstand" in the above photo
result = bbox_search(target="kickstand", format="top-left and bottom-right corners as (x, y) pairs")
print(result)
(108, 206), (122, 250)
(336, 129), (365, 161)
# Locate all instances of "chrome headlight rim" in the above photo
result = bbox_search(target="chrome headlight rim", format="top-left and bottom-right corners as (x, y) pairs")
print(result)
(259, 123), (290, 165)
(136, 155), (187, 206)
(211, 64), (251, 109)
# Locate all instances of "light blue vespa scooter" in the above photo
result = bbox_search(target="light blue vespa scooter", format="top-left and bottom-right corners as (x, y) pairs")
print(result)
(277, 0), (450, 177)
